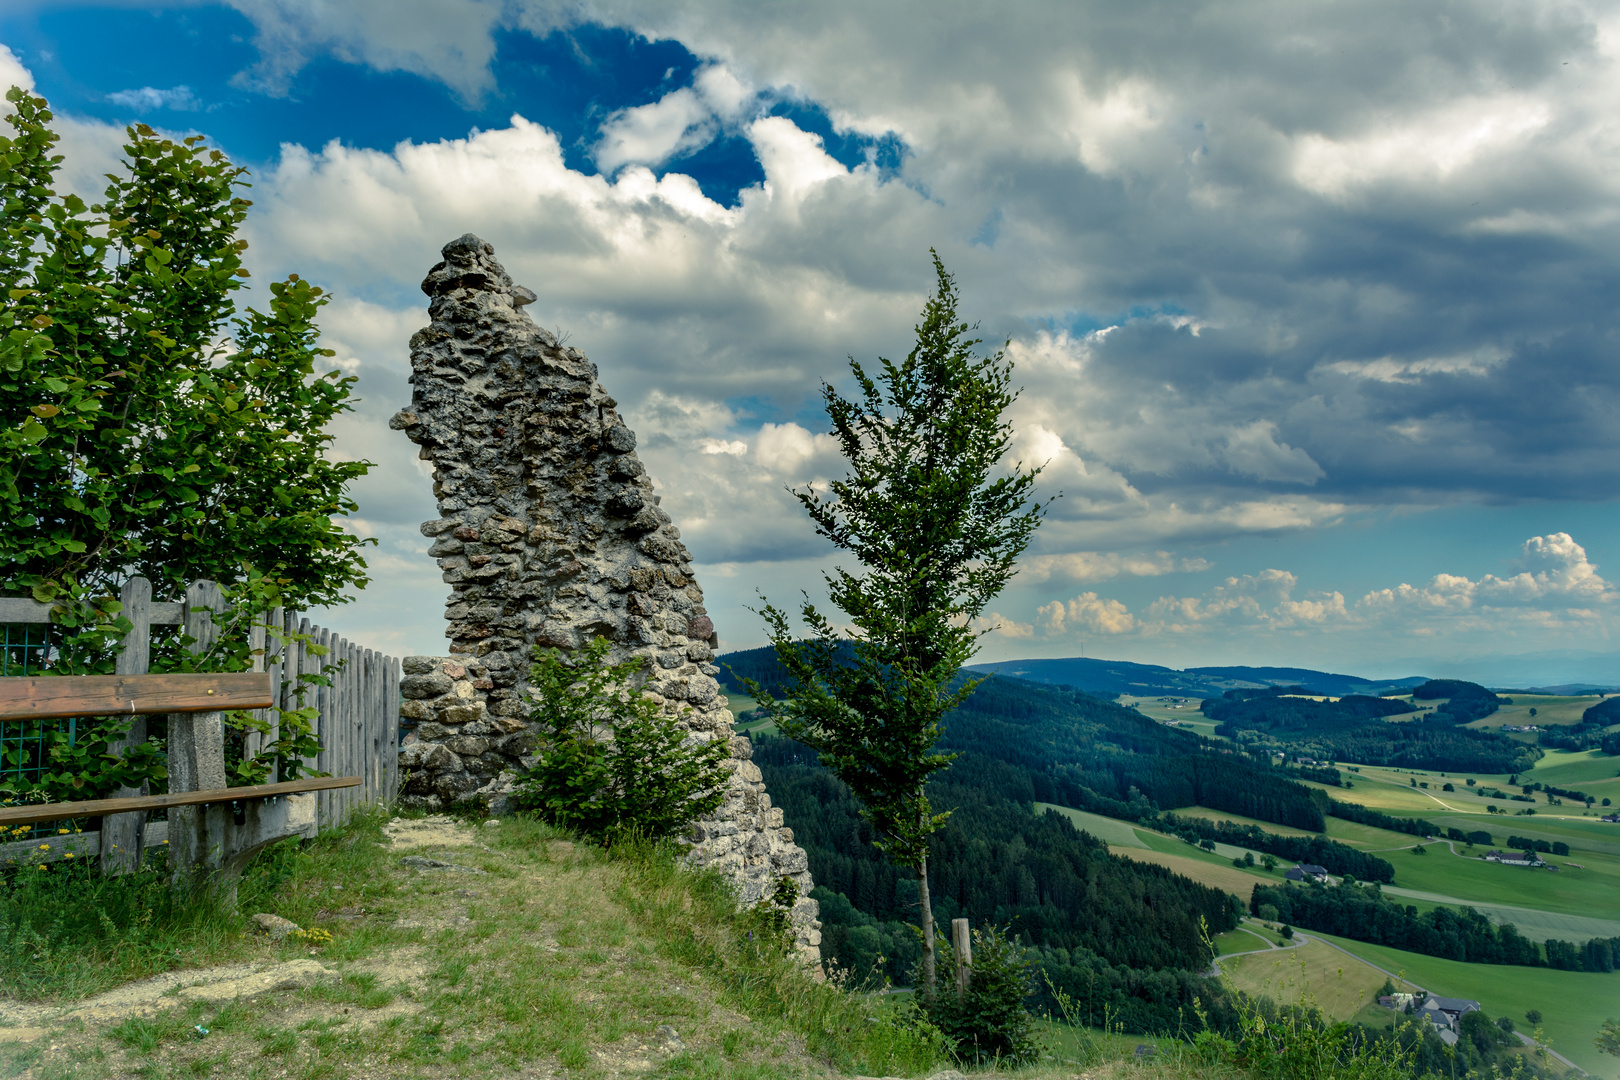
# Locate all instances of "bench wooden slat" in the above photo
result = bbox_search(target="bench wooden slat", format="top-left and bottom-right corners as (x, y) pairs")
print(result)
(0, 672), (273, 722)
(0, 775), (362, 825)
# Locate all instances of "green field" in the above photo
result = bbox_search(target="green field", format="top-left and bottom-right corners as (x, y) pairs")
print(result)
(1220, 938), (1414, 1021)
(1377, 840), (1620, 917)
(1322, 816), (1434, 849)
(1172, 805), (1319, 838)
(1382, 890), (1620, 942)
(1313, 930), (1620, 1078)
(1475, 694), (1606, 729)
(1117, 695), (1224, 739)
(1036, 803), (1149, 848)
(1213, 926), (1277, 956)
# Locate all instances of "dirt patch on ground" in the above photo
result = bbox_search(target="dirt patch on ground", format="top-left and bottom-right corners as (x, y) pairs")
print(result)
(0, 959), (338, 1032)
(382, 814), (478, 849)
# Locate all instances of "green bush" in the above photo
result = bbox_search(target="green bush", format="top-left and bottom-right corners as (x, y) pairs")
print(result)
(514, 637), (731, 842)
(922, 925), (1039, 1066)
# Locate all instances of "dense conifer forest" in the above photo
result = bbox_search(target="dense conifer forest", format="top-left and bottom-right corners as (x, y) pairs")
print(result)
(755, 734), (1245, 1031)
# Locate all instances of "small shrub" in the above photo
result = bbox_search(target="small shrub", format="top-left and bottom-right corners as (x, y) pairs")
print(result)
(514, 637), (731, 842)
(922, 925), (1039, 1066)
(1279, 924), (1294, 939)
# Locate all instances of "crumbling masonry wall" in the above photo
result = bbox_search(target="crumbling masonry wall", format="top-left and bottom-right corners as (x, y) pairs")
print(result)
(390, 234), (818, 958)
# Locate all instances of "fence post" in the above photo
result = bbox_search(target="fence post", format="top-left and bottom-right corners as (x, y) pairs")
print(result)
(168, 580), (227, 883)
(100, 576), (152, 875)
(952, 918), (972, 1002)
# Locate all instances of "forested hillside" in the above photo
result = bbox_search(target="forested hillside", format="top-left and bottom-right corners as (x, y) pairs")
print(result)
(1200, 683), (1539, 773)
(755, 735), (1245, 1032)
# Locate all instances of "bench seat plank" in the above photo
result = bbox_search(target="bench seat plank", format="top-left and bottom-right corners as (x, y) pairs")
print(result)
(0, 672), (273, 722)
(0, 775), (361, 826)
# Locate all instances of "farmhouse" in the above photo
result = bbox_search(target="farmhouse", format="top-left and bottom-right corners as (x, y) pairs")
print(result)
(1601, 813), (1620, 823)
(1283, 864), (1329, 883)
(1484, 849), (1542, 867)
(1420, 994), (1481, 1033)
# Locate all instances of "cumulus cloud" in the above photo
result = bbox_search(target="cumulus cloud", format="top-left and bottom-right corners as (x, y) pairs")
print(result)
(1362, 532), (1615, 611)
(1026, 533), (1614, 653)
(593, 87), (716, 173)
(1038, 593), (1138, 636)
(16, 5), (1620, 661)
(106, 86), (201, 112)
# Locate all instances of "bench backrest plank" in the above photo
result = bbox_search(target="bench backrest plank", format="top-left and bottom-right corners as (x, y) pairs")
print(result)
(0, 672), (273, 723)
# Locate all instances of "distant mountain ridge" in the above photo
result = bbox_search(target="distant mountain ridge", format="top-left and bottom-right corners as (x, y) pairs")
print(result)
(962, 656), (1428, 699)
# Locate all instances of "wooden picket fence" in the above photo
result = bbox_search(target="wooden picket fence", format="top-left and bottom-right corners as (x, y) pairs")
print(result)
(0, 577), (401, 860)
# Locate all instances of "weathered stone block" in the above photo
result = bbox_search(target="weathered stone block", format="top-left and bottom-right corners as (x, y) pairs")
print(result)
(401, 672), (453, 699)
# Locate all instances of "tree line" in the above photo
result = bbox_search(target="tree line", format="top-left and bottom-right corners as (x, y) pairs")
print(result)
(1251, 881), (1618, 970)
(1156, 813), (1395, 882)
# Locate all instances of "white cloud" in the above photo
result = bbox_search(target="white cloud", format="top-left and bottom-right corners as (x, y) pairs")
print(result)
(1021, 551), (1210, 584)
(224, 0), (506, 100)
(1220, 421), (1324, 485)
(594, 87), (716, 173)
(0, 45), (35, 98)
(106, 86), (201, 112)
(1362, 532), (1616, 611)
(754, 422), (837, 475)
(1039, 592), (1138, 636)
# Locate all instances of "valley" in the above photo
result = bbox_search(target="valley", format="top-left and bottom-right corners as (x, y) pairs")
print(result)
(725, 650), (1620, 1078)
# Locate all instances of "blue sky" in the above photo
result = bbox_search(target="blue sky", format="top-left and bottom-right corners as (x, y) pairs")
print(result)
(5, 1), (1620, 683)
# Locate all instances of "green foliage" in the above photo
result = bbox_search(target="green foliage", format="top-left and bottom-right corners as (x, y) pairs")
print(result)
(752, 252), (1048, 995)
(1597, 1017), (1620, 1057)
(923, 925), (1039, 1066)
(0, 87), (372, 672)
(515, 637), (730, 842)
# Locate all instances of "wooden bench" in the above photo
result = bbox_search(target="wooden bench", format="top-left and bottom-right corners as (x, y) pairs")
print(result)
(0, 670), (359, 890)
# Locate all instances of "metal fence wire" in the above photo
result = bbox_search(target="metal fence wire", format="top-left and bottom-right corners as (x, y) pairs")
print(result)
(0, 622), (72, 838)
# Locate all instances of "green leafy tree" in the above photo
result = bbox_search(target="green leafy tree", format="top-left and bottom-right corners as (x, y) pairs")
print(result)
(0, 88), (372, 796)
(515, 637), (732, 842)
(1598, 1017), (1620, 1057)
(1, 88), (372, 663)
(752, 253), (1049, 997)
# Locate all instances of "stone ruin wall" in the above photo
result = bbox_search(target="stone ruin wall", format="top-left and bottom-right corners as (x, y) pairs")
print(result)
(389, 234), (819, 958)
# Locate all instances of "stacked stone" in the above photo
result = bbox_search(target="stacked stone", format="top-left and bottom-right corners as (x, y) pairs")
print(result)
(389, 234), (818, 958)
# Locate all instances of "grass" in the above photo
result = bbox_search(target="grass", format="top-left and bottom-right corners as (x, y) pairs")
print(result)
(2, 810), (944, 1080)
(1107, 847), (1273, 899)
(1384, 891), (1620, 943)
(1312, 930), (1620, 1078)
(1212, 927), (1276, 956)
(1471, 695), (1605, 729)
(1166, 807), (1319, 839)
(1117, 697), (1224, 740)
(1376, 836), (1620, 916)
(1034, 804), (1148, 848)
(1219, 938), (1414, 1022)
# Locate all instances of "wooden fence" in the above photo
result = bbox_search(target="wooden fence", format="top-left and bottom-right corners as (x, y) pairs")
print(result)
(0, 577), (401, 860)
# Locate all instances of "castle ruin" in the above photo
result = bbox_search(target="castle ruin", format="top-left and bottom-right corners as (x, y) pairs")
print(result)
(390, 234), (818, 958)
